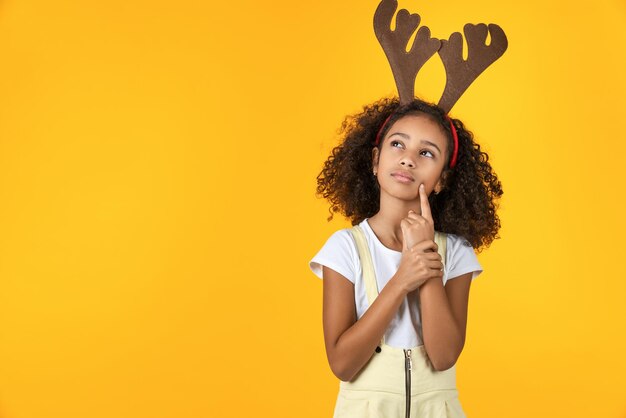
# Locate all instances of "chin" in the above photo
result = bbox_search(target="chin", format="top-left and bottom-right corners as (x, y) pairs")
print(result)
(381, 186), (419, 201)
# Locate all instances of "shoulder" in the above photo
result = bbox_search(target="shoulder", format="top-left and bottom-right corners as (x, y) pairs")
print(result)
(318, 227), (359, 257)
(443, 233), (483, 283)
(309, 226), (360, 283)
(446, 233), (473, 251)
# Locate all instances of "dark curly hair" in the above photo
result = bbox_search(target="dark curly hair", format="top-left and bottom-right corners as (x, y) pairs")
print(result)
(316, 96), (503, 252)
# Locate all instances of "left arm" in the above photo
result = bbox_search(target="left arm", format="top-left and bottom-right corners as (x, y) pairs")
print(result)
(419, 272), (472, 371)
(402, 184), (474, 371)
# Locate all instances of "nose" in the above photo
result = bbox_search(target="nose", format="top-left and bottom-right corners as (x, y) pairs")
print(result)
(399, 156), (415, 168)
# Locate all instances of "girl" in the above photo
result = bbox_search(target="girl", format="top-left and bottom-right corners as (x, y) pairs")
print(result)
(309, 96), (502, 418)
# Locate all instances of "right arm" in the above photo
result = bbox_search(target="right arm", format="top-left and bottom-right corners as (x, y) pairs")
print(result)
(322, 265), (407, 382)
(322, 240), (443, 382)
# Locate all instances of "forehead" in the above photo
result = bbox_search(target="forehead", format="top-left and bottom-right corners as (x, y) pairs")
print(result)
(386, 114), (448, 146)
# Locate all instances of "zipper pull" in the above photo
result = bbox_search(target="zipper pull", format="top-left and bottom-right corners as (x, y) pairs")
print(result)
(405, 349), (412, 371)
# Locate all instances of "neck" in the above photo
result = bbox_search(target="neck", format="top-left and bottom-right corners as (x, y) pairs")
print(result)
(367, 191), (423, 249)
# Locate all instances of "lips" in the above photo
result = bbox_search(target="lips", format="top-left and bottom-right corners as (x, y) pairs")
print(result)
(391, 170), (415, 182)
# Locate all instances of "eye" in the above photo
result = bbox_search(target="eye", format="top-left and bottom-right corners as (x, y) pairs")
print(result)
(390, 140), (404, 149)
(420, 150), (435, 158)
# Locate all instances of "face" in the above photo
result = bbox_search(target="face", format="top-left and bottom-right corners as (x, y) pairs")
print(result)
(372, 113), (448, 201)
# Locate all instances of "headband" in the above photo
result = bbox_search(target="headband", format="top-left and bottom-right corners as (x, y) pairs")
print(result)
(372, 0), (508, 168)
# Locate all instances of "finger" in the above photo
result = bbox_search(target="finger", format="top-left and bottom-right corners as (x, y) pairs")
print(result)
(411, 252), (441, 266)
(426, 260), (444, 270)
(419, 184), (433, 222)
(400, 220), (410, 251)
(413, 249), (441, 260)
(421, 269), (443, 282)
(407, 210), (420, 221)
(429, 269), (444, 279)
(429, 266), (444, 276)
(413, 240), (439, 253)
(423, 252), (442, 261)
(410, 239), (438, 253)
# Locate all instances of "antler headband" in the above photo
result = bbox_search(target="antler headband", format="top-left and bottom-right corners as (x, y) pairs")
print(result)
(372, 0), (508, 168)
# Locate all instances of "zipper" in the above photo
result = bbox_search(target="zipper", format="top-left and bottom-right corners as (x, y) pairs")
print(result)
(404, 349), (412, 418)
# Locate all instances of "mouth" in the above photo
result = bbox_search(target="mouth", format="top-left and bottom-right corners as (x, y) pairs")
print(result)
(391, 171), (415, 183)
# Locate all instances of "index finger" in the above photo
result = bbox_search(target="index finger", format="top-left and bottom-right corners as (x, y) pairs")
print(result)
(419, 184), (433, 221)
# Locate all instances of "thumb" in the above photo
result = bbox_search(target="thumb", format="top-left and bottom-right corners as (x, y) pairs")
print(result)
(400, 220), (409, 252)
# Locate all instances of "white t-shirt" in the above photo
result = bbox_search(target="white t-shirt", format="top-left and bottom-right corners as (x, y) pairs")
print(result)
(309, 218), (482, 349)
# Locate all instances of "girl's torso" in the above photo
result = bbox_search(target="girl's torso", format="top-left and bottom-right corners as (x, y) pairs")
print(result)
(309, 218), (482, 348)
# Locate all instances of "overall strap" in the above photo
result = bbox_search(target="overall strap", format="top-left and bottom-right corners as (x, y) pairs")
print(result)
(349, 226), (380, 305)
(434, 231), (447, 272)
(348, 225), (385, 347)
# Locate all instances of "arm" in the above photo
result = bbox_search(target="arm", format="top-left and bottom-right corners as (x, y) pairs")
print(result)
(419, 272), (472, 371)
(322, 265), (407, 382)
(401, 184), (474, 371)
(322, 238), (442, 382)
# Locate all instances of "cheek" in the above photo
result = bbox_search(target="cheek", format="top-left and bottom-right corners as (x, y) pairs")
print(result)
(378, 148), (395, 163)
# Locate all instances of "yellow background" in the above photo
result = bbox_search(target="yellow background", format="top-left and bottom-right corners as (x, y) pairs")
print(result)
(1, 0), (625, 417)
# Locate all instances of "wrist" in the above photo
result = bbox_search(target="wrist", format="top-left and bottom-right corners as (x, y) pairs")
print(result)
(421, 275), (444, 290)
(388, 275), (410, 297)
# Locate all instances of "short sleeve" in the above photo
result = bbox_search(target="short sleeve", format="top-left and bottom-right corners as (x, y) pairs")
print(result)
(445, 234), (483, 284)
(309, 229), (358, 283)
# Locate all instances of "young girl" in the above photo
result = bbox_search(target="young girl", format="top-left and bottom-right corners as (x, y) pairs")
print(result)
(309, 96), (502, 418)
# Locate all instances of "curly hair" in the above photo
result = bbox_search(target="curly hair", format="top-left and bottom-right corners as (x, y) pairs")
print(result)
(316, 96), (503, 252)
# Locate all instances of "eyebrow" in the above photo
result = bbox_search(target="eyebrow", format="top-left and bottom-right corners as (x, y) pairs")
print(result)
(388, 132), (442, 154)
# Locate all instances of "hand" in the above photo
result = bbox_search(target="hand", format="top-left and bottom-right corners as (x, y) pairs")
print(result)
(400, 184), (435, 250)
(392, 239), (444, 293)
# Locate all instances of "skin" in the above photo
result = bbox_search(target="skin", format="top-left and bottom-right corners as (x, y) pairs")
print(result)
(322, 114), (473, 381)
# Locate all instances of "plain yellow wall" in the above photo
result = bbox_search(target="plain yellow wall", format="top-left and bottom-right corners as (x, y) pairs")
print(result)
(1, 0), (625, 417)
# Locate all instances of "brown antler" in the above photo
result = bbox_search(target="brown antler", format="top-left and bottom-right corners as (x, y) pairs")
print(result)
(437, 23), (508, 113)
(373, 0), (441, 104)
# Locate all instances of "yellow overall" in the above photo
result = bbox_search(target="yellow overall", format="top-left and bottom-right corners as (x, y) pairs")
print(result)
(332, 226), (466, 418)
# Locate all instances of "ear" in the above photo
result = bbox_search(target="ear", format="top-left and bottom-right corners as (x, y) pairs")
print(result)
(434, 170), (448, 193)
(372, 147), (380, 173)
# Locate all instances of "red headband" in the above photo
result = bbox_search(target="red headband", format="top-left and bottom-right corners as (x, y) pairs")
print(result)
(446, 116), (459, 168)
(373, 113), (393, 147)
(374, 113), (459, 168)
